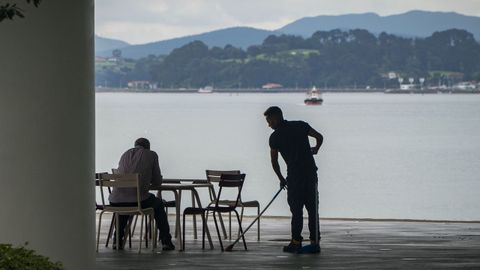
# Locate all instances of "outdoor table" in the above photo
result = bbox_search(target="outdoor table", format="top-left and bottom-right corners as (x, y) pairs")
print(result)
(151, 179), (214, 251)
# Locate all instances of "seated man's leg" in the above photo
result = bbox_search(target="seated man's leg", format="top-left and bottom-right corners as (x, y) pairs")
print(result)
(142, 193), (174, 249)
(117, 214), (132, 248)
(109, 202), (133, 249)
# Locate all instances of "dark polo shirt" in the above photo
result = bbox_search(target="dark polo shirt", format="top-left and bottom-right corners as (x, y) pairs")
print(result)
(269, 120), (317, 180)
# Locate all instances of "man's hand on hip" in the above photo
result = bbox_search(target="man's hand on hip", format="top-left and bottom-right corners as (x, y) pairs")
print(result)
(279, 178), (288, 189)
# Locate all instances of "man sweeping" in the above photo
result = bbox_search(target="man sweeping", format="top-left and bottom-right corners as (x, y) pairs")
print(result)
(264, 106), (323, 253)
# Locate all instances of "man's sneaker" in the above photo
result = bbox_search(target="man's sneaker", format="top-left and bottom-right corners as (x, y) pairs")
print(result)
(162, 239), (175, 251)
(299, 243), (320, 254)
(282, 240), (302, 253)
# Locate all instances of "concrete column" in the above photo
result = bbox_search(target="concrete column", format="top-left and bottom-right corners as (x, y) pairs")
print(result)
(0, 1), (94, 269)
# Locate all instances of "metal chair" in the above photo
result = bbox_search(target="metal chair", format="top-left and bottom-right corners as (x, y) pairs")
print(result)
(111, 168), (176, 245)
(182, 205), (212, 250)
(96, 173), (157, 253)
(206, 173), (248, 251)
(95, 172), (119, 248)
(206, 170), (261, 240)
(109, 168), (142, 248)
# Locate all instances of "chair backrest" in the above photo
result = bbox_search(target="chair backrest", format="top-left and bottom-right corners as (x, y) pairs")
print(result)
(95, 172), (109, 210)
(205, 170), (241, 201)
(214, 173), (246, 209)
(97, 173), (141, 210)
(109, 169), (122, 196)
(96, 172), (108, 179)
(206, 170), (241, 182)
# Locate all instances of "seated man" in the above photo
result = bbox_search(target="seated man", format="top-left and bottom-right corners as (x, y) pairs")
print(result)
(109, 137), (174, 250)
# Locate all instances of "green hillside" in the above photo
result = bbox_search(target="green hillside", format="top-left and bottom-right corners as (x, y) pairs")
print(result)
(96, 29), (480, 89)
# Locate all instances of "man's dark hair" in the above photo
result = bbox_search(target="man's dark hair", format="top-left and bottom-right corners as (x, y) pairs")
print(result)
(135, 137), (150, 150)
(264, 106), (283, 118)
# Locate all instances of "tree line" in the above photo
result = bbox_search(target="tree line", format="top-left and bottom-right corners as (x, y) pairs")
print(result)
(95, 29), (480, 89)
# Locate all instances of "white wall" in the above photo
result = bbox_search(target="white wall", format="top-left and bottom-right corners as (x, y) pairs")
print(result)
(0, 1), (95, 269)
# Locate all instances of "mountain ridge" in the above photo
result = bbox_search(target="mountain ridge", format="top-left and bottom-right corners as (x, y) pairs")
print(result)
(95, 10), (480, 59)
(95, 35), (130, 53)
(96, 27), (278, 59)
(278, 10), (480, 39)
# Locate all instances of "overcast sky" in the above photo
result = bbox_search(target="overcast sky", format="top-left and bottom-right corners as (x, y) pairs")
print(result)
(95, 0), (480, 45)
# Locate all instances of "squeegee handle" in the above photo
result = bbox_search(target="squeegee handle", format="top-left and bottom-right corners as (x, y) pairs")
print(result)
(233, 187), (284, 244)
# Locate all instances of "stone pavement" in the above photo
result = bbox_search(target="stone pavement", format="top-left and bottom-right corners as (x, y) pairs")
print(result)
(96, 215), (480, 270)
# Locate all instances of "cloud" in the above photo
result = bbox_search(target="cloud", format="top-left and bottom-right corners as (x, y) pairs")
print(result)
(95, 0), (480, 44)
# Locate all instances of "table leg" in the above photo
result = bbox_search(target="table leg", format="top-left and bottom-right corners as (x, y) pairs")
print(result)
(175, 190), (183, 251)
(192, 188), (213, 249)
(157, 190), (181, 247)
(191, 191), (198, 239)
(209, 186), (228, 239)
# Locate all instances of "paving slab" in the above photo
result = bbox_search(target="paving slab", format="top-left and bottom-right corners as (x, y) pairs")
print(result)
(96, 215), (480, 270)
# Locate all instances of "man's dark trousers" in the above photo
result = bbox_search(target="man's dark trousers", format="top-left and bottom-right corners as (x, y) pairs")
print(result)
(110, 193), (172, 246)
(287, 173), (320, 242)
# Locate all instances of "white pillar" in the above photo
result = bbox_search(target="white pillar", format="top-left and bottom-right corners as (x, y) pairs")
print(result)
(0, 1), (94, 269)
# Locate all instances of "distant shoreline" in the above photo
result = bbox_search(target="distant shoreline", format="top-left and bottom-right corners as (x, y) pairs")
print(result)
(95, 87), (480, 94)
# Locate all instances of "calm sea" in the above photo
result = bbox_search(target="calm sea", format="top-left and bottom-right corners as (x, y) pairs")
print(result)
(96, 92), (480, 221)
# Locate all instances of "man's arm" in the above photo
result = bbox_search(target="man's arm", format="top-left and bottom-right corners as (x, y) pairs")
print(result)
(270, 148), (287, 188)
(151, 152), (163, 187)
(308, 127), (323, 155)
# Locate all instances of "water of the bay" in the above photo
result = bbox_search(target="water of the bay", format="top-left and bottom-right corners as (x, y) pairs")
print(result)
(96, 92), (480, 221)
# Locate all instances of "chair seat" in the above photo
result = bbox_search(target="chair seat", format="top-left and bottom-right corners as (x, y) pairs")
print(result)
(206, 206), (235, 213)
(103, 206), (155, 215)
(211, 200), (259, 207)
(162, 199), (176, 208)
(212, 199), (233, 205)
(239, 200), (259, 207)
(184, 207), (206, 215)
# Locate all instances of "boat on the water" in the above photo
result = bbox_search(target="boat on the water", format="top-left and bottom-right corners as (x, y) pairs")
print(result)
(304, 86), (323, 105)
(198, 86), (213, 93)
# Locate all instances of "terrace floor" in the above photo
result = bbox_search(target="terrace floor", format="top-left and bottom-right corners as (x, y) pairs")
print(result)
(96, 215), (480, 270)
